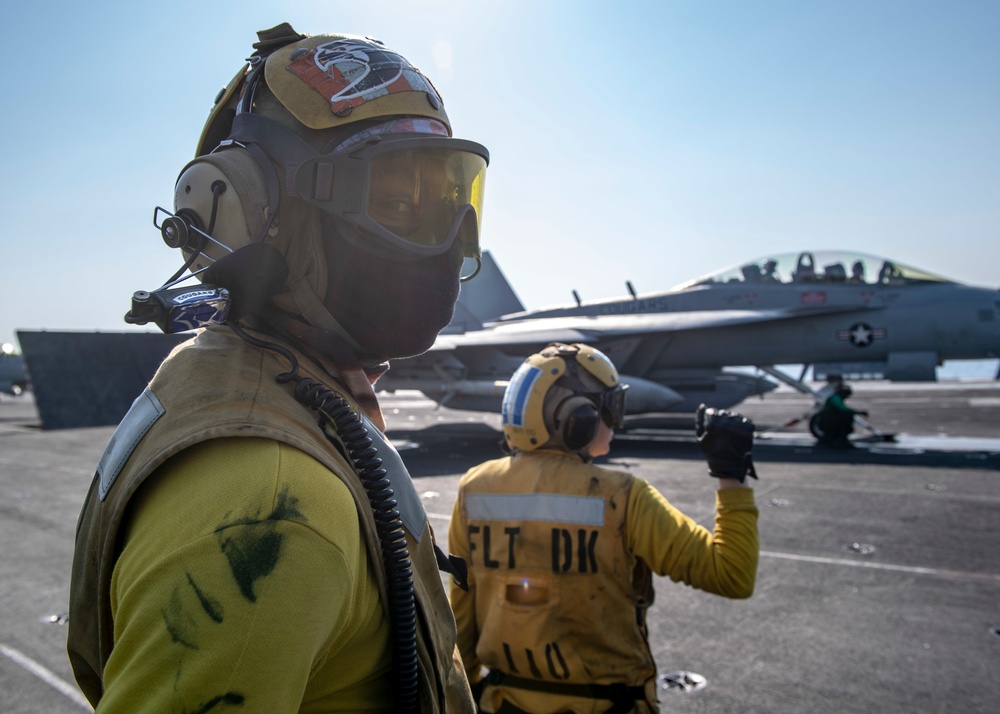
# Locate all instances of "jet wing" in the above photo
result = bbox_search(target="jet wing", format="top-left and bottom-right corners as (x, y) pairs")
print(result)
(430, 305), (882, 350)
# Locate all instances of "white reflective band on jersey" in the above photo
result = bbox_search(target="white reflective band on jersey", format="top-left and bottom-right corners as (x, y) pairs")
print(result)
(465, 493), (605, 526)
(97, 388), (165, 501)
(502, 363), (543, 427)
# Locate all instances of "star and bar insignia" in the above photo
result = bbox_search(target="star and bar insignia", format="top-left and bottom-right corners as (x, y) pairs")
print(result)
(836, 322), (886, 347)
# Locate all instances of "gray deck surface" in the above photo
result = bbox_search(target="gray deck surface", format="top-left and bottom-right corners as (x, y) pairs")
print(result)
(2, 380), (998, 712)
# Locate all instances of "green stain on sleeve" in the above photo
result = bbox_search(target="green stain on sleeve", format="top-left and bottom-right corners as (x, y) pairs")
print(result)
(215, 486), (307, 603)
(162, 587), (199, 650)
(218, 529), (283, 602)
(186, 572), (224, 623)
(185, 692), (245, 713)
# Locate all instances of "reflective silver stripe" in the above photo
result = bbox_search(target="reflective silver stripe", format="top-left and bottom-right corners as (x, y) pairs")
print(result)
(465, 493), (605, 526)
(97, 388), (165, 501)
(362, 414), (427, 542)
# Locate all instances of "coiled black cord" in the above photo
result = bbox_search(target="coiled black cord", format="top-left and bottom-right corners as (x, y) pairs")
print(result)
(228, 324), (420, 711)
(291, 378), (420, 711)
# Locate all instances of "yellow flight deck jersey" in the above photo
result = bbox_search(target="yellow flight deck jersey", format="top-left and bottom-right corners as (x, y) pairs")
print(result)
(69, 327), (473, 712)
(104, 438), (392, 712)
(449, 449), (759, 714)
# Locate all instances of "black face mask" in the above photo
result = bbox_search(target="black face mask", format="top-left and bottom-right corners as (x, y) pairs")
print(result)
(321, 215), (464, 362)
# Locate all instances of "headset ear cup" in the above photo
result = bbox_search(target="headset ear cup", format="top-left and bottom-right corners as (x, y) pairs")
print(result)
(557, 397), (601, 451)
(174, 149), (271, 277)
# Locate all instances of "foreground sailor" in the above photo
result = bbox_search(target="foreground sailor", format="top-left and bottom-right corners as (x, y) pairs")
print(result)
(68, 23), (488, 712)
(449, 343), (759, 713)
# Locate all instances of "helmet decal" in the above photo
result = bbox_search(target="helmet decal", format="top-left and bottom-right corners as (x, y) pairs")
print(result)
(287, 38), (441, 118)
(502, 363), (543, 428)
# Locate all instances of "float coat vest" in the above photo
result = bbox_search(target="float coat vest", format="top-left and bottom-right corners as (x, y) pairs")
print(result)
(67, 326), (472, 711)
(458, 450), (658, 710)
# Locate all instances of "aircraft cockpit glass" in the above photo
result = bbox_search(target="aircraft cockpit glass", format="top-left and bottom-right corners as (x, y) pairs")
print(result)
(676, 251), (955, 290)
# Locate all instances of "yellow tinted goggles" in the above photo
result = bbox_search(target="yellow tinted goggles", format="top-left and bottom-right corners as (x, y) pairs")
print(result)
(295, 135), (489, 258)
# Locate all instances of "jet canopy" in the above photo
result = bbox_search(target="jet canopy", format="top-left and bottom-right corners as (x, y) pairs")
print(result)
(675, 251), (954, 291)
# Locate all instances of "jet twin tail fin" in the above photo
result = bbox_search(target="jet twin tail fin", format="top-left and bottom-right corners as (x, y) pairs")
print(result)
(445, 251), (525, 333)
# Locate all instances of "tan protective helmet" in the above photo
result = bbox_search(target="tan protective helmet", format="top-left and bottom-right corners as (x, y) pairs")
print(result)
(164, 25), (488, 337)
(176, 25), (457, 271)
(196, 25), (452, 157)
(501, 343), (627, 453)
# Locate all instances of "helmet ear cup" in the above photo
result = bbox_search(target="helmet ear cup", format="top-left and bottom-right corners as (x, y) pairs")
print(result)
(173, 149), (271, 277)
(555, 396), (600, 451)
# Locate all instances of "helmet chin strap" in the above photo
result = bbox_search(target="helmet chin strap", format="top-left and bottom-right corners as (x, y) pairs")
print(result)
(460, 255), (481, 282)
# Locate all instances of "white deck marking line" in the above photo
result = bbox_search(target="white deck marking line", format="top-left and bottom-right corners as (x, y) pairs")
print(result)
(0, 643), (92, 710)
(760, 550), (1000, 581)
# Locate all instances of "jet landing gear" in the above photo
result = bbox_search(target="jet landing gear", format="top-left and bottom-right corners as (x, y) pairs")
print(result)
(808, 409), (896, 446)
(809, 409), (855, 448)
(756, 366), (896, 444)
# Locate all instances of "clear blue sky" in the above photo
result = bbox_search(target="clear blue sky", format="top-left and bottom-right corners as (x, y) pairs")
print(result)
(2, 0), (998, 350)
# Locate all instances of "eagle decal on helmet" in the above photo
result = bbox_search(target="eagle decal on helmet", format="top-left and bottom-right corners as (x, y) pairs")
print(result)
(288, 38), (440, 117)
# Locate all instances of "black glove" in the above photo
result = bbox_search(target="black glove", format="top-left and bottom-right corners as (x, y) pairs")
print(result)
(695, 404), (758, 482)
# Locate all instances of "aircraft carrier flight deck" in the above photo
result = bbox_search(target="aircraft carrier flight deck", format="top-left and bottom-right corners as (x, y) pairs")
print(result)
(1, 380), (998, 713)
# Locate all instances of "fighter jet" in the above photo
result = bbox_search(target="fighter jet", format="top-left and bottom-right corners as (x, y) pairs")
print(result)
(382, 250), (1000, 414)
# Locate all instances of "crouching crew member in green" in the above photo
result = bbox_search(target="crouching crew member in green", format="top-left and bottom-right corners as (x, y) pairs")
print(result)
(68, 24), (488, 713)
(449, 343), (759, 713)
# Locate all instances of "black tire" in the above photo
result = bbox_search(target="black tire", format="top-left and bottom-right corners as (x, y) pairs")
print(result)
(808, 413), (826, 441)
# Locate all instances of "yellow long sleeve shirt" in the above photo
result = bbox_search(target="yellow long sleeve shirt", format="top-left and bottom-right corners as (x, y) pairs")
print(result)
(100, 437), (392, 713)
(448, 451), (758, 713)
